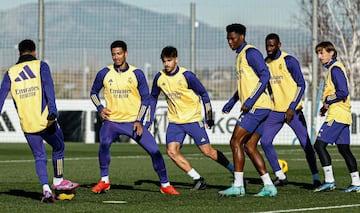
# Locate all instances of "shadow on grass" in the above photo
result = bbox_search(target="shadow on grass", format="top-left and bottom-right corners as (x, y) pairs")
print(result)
(134, 179), (229, 190)
(246, 177), (316, 190)
(2, 189), (42, 201)
(82, 183), (159, 193)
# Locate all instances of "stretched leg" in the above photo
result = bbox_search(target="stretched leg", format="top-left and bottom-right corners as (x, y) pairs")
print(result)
(244, 133), (267, 175)
(98, 121), (118, 178)
(138, 129), (169, 184)
(260, 112), (284, 173)
(25, 133), (48, 186)
(42, 122), (65, 179)
(291, 111), (318, 176)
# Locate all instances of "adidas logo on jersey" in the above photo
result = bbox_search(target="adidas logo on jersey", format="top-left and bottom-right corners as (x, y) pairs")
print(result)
(14, 65), (36, 82)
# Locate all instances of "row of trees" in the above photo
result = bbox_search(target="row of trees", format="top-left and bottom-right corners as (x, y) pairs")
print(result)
(300, 0), (360, 98)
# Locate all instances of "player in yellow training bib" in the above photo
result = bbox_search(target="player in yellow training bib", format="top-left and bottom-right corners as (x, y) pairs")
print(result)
(313, 41), (360, 193)
(0, 39), (78, 203)
(146, 46), (234, 190)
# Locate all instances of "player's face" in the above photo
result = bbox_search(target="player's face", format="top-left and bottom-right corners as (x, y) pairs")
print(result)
(227, 32), (244, 50)
(316, 48), (333, 65)
(162, 56), (178, 73)
(266, 39), (280, 58)
(111, 47), (128, 68)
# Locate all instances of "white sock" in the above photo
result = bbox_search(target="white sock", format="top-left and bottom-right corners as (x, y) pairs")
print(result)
(234, 172), (244, 187)
(275, 170), (286, 180)
(350, 171), (360, 186)
(323, 165), (335, 183)
(187, 168), (201, 180)
(42, 184), (51, 194)
(161, 182), (170, 187)
(53, 177), (63, 186)
(261, 173), (273, 185)
(101, 176), (110, 183)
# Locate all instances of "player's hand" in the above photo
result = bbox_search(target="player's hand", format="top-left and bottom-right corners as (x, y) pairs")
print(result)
(222, 100), (235, 114)
(319, 106), (327, 117)
(100, 108), (111, 120)
(133, 121), (143, 137)
(144, 121), (152, 131)
(206, 119), (214, 129)
(285, 108), (295, 124)
(241, 104), (249, 113)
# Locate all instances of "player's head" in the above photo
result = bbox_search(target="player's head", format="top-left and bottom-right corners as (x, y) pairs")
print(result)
(160, 46), (178, 73)
(110, 40), (128, 68)
(265, 33), (281, 58)
(18, 39), (36, 57)
(315, 41), (337, 65)
(226, 23), (246, 50)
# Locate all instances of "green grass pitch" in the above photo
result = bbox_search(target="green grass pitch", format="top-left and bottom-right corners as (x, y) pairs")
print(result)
(0, 143), (360, 212)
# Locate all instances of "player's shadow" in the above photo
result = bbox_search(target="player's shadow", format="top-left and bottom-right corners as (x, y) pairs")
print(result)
(134, 179), (228, 190)
(245, 177), (316, 190)
(82, 183), (157, 193)
(1, 189), (42, 201)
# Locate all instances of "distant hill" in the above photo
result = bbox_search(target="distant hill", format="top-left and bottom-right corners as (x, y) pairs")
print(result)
(0, 0), (309, 73)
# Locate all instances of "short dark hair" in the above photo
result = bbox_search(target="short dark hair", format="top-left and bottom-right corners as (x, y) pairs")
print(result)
(18, 39), (36, 54)
(265, 33), (280, 43)
(160, 46), (177, 60)
(110, 40), (127, 51)
(315, 41), (337, 59)
(226, 23), (246, 36)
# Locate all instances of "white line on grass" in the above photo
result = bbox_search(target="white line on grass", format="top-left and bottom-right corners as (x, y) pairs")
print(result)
(256, 203), (360, 213)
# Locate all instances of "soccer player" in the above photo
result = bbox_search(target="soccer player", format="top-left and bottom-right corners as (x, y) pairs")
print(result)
(218, 23), (277, 197)
(260, 33), (321, 188)
(313, 41), (360, 192)
(146, 46), (234, 190)
(90, 40), (179, 195)
(0, 39), (79, 203)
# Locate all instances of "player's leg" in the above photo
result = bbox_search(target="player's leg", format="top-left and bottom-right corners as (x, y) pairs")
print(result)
(42, 121), (79, 197)
(289, 110), (320, 187)
(336, 126), (360, 192)
(246, 133), (277, 197)
(185, 122), (233, 174)
(165, 123), (205, 190)
(25, 133), (55, 202)
(92, 120), (118, 193)
(260, 111), (287, 185)
(136, 127), (180, 195)
(313, 121), (338, 192)
(218, 125), (250, 197)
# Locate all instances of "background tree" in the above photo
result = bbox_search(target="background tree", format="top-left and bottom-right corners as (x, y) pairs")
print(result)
(299, 0), (360, 98)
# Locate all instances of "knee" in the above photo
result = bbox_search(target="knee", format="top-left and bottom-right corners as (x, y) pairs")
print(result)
(244, 144), (255, 155)
(167, 149), (178, 160)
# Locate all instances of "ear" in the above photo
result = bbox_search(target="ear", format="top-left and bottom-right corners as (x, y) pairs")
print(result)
(31, 50), (37, 58)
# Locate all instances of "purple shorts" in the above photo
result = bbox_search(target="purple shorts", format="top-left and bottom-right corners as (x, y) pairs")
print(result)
(236, 109), (271, 135)
(166, 122), (210, 147)
(316, 120), (350, 145)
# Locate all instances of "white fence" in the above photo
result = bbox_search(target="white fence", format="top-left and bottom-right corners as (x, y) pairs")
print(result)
(0, 99), (359, 145)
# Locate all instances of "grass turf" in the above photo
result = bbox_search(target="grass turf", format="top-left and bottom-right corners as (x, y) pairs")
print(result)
(0, 143), (360, 212)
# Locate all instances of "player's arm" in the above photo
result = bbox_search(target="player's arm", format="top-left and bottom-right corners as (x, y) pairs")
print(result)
(133, 69), (151, 136)
(0, 72), (11, 113)
(222, 91), (239, 114)
(40, 61), (58, 120)
(90, 68), (110, 118)
(244, 48), (270, 111)
(324, 66), (349, 105)
(146, 73), (162, 129)
(284, 55), (305, 123)
(184, 71), (214, 128)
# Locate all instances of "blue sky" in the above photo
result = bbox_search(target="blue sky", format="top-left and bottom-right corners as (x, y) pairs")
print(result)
(2, 0), (299, 28)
